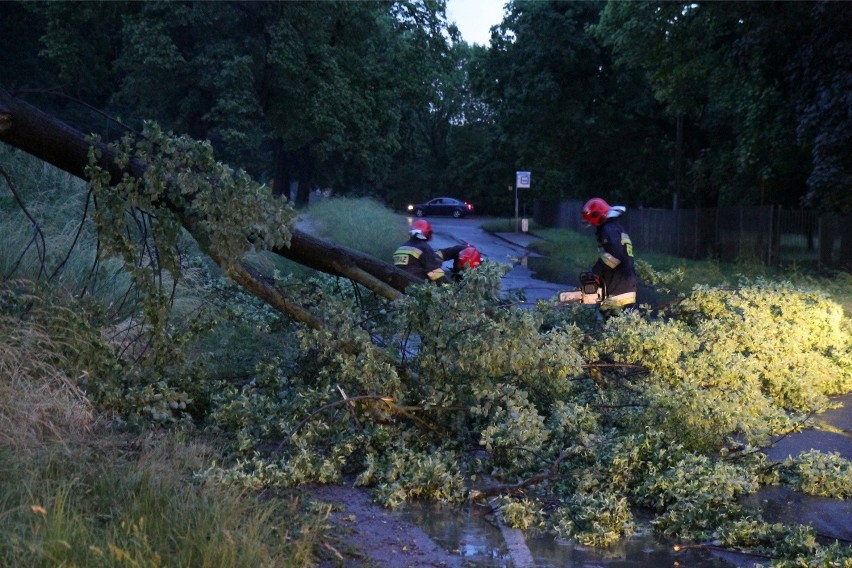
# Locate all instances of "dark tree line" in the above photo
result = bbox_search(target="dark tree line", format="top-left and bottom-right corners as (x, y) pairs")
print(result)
(1, 0), (849, 214)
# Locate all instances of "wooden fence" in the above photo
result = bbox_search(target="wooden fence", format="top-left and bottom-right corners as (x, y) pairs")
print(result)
(533, 200), (852, 271)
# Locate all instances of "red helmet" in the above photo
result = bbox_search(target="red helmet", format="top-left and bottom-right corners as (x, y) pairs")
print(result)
(457, 246), (482, 269)
(409, 219), (432, 240)
(582, 197), (611, 227)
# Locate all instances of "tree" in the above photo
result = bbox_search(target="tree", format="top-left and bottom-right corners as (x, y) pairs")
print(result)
(0, 89), (421, 332)
(475, 0), (671, 206)
(18, 1), (452, 207)
(443, 43), (508, 216)
(380, 0), (474, 210)
(595, 1), (849, 210)
(791, 1), (852, 212)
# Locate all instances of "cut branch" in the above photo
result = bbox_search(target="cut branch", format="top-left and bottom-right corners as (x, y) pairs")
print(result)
(285, 395), (396, 442)
(468, 451), (571, 501)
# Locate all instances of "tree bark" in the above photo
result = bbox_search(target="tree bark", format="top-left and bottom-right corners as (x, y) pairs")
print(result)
(0, 89), (418, 327)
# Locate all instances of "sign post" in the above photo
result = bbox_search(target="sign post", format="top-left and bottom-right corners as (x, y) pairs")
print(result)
(515, 171), (530, 232)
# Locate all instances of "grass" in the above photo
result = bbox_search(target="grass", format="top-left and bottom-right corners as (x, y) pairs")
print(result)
(480, 218), (545, 234)
(0, 149), (334, 566)
(0, 434), (327, 567)
(522, 226), (599, 276)
(303, 196), (408, 260)
(524, 225), (852, 315)
(0, 305), (330, 567)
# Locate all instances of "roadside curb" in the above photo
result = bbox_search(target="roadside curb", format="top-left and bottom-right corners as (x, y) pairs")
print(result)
(486, 229), (543, 251)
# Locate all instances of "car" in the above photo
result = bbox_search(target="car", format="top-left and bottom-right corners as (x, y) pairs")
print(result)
(407, 197), (474, 218)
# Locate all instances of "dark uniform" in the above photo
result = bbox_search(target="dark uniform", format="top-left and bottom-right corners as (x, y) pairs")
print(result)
(394, 239), (464, 284)
(592, 219), (637, 310)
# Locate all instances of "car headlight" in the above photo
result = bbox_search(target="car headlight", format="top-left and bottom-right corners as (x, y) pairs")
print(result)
(407, 204), (414, 211)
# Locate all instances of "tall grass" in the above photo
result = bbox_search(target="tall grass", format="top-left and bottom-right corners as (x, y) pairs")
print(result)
(0, 285), (94, 452)
(1, 147), (139, 313)
(0, 434), (325, 567)
(303, 196), (408, 260)
(1, 147), (333, 565)
(0, 283), (330, 566)
(1, 147), (251, 363)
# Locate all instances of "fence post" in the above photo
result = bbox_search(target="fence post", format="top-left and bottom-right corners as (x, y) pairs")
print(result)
(818, 215), (834, 270)
(675, 207), (681, 257)
(694, 209), (699, 259)
(773, 205), (782, 266)
(841, 215), (852, 271)
(766, 206), (774, 265)
(739, 206), (745, 262)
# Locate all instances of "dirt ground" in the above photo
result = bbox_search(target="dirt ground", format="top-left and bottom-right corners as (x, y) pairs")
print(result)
(300, 483), (464, 568)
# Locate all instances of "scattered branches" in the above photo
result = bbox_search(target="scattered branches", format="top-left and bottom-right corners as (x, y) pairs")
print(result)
(468, 451), (571, 501)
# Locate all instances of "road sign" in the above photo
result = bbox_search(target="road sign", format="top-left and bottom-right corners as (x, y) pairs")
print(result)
(514, 171), (530, 232)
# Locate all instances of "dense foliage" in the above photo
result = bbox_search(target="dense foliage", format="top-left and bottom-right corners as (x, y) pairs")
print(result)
(2, 0), (848, 213)
(196, 266), (852, 563)
(2, 0), (852, 563)
(593, 0), (851, 211)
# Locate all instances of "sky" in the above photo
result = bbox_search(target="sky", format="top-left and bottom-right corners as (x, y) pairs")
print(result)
(445, 0), (506, 46)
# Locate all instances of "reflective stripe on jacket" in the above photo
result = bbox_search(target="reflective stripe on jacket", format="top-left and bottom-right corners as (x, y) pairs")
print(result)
(394, 238), (447, 283)
(592, 219), (638, 308)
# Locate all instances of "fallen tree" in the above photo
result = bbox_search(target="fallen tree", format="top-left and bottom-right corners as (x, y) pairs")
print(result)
(5, 90), (852, 566)
(0, 88), (419, 329)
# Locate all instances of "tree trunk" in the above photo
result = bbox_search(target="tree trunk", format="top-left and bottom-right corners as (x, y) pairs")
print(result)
(295, 165), (311, 207)
(0, 89), (419, 327)
(271, 138), (288, 198)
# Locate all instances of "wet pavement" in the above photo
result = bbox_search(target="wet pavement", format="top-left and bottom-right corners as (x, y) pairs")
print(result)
(749, 393), (852, 544)
(394, 501), (750, 567)
(389, 393), (852, 567)
(490, 232), (567, 304)
(426, 220), (568, 304)
(767, 395), (852, 463)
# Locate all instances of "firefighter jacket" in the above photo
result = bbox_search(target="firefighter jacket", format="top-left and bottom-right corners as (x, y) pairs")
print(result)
(393, 239), (464, 284)
(592, 219), (637, 309)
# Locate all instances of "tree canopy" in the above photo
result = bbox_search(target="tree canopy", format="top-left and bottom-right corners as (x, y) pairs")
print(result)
(594, 0), (851, 210)
(3, 1), (458, 207)
(2, 0), (848, 212)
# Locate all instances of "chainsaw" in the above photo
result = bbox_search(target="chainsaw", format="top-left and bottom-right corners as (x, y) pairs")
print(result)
(558, 272), (605, 305)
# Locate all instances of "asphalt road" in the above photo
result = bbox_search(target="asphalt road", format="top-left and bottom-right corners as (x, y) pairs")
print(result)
(404, 214), (569, 304)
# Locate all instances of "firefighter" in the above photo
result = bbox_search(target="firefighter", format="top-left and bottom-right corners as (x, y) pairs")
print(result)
(393, 219), (465, 284)
(450, 245), (482, 281)
(581, 197), (638, 312)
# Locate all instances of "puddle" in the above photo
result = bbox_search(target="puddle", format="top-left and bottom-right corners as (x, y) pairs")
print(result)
(741, 486), (852, 544)
(526, 256), (575, 286)
(392, 501), (748, 567)
(390, 397), (852, 567)
(393, 502), (510, 566)
(745, 393), (852, 544)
